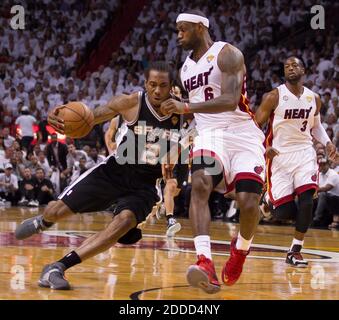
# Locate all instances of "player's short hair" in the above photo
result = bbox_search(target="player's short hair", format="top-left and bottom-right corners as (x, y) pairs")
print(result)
(145, 61), (174, 83)
(286, 56), (305, 68)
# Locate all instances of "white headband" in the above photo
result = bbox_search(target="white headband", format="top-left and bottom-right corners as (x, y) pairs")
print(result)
(176, 13), (209, 28)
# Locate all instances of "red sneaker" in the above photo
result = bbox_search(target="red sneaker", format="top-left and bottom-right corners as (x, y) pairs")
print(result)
(186, 254), (221, 294)
(221, 237), (249, 286)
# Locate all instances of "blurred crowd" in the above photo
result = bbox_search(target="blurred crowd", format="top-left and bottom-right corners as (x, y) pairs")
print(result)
(0, 0), (338, 228)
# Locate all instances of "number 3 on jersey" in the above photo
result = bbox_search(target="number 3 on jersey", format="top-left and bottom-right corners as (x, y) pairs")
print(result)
(300, 120), (307, 132)
(204, 87), (214, 101)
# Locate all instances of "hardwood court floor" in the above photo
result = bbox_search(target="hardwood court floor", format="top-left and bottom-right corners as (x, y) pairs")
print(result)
(1, 207), (339, 300)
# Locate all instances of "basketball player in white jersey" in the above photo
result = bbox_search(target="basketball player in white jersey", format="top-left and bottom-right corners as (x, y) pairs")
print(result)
(161, 10), (266, 293)
(255, 56), (336, 267)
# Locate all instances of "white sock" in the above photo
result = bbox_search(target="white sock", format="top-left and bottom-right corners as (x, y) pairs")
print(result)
(236, 233), (253, 251)
(290, 238), (304, 251)
(194, 235), (212, 260)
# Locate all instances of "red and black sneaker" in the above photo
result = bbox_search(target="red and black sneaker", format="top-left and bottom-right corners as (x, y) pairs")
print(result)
(221, 237), (249, 286)
(186, 254), (221, 294)
(286, 245), (308, 268)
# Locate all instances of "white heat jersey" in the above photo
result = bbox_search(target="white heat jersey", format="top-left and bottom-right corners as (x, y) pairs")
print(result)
(180, 41), (254, 131)
(266, 84), (317, 153)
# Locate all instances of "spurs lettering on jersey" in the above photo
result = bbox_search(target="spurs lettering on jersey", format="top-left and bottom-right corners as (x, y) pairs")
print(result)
(134, 124), (180, 143)
(180, 41), (254, 131)
(266, 84), (317, 153)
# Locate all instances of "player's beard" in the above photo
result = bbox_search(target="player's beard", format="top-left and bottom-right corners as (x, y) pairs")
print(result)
(286, 74), (302, 85)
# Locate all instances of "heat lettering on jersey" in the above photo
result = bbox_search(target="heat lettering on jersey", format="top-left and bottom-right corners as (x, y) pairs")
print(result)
(284, 107), (313, 119)
(183, 66), (213, 92)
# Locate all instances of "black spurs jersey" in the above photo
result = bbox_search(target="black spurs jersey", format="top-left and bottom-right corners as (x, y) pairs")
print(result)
(114, 91), (181, 183)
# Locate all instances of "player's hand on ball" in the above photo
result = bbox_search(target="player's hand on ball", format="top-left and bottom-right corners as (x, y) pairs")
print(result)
(48, 105), (65, 134)
(160, 99), (185, 115)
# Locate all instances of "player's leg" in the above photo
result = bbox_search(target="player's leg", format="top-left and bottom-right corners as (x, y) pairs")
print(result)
(222, 179), (262, 286)
(38, 173), (158, 290)
(164, 178), (181, 236)
(38, 209), (138, 290)
(220, 135), (266, 286)
(285, 189), (315, 268)
(186, 154), (224, 294)
(287, 148), (318, 267)
(15, 200), (74, 240)
(15, 162), (118, 240)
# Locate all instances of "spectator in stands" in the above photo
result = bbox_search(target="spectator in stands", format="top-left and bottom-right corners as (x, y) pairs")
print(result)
(46, 133), (68, 172)
(34, 167), (55, 206)
(313, 159), (339, 229)
(2, 127), (15, 149)
(46, 133), (68, 193)
(0, 163), (19, 205)
(69, 156), (88, 183)
(27, 154), (41, 175)
(3, 87), (21, 118)
(15, 106), (37, 153)
(18, 167), (36, 206)
(86, 147), (105, 169)
(9, 155), (24, 181)
(37, 151), (52, 177)
(66, 143), (88, 181)
(0, 146), (14, 171)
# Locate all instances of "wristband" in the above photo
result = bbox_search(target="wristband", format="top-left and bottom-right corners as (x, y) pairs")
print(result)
(184, 103), (190, 113)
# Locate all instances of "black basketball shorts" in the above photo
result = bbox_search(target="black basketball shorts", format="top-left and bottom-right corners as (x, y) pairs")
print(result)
(58, 156), (159, 224)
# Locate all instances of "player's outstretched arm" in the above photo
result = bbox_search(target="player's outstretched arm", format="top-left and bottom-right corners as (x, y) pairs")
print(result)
(93, 92), (139, 125)
(255, 89), (278, 127)
(48, 93), (139, 133)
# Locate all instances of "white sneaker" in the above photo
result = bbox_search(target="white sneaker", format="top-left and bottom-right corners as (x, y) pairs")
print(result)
(0, 198), (6, 206)
(226, 200), (237, 218)
(28, 200), (39, 207)
(18, 197), (29, 206)
(166, 217), (181, 237)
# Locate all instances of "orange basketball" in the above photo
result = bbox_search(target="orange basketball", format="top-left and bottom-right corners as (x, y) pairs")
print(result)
(56, 102), (94, 138)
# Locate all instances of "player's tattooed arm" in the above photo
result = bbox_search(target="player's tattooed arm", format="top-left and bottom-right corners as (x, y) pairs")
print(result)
(255, 89), (279, 127)
(160, 44), (246, 115)
(93, 92), (139, 125)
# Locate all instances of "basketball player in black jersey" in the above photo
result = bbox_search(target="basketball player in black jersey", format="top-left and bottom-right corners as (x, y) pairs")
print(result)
(15, 61), (181, 290)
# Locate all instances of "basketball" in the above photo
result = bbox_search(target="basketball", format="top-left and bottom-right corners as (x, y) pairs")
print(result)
(56, 102), (94, 138)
